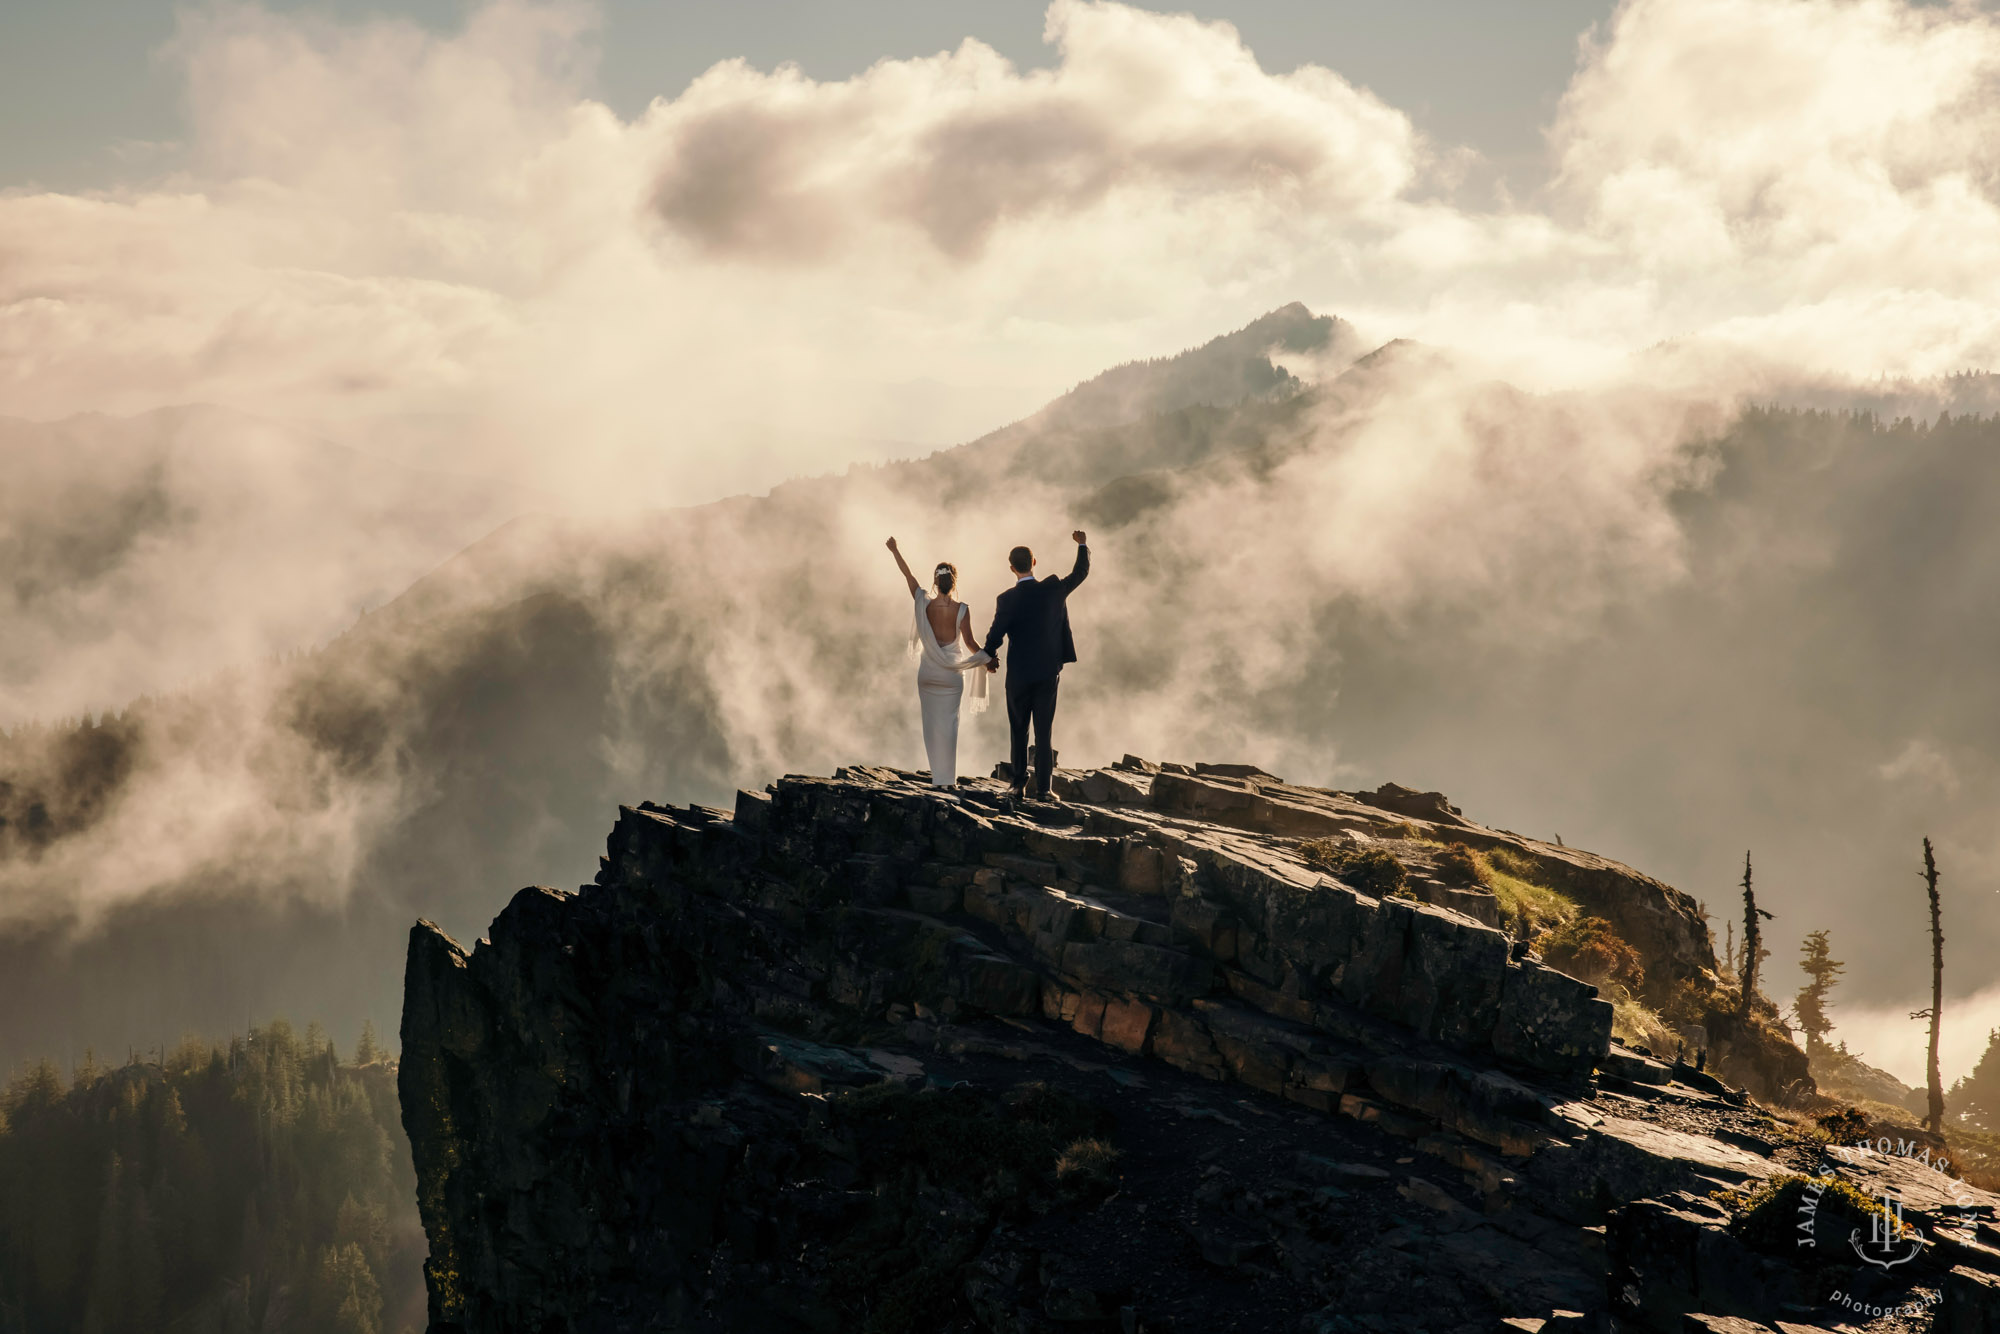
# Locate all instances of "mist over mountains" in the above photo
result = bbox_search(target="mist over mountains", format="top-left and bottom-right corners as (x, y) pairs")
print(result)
(4, 304), (2000, 1087)
(0, 405), (534, 724)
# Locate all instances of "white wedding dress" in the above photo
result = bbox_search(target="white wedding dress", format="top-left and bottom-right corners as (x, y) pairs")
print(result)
(910, 590), (991, 788)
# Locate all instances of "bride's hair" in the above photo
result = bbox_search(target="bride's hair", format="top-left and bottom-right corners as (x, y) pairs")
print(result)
(932, 562), (958, 598)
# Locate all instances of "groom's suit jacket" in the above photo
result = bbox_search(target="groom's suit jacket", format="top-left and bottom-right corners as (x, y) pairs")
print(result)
(982, 544), (1089, 686)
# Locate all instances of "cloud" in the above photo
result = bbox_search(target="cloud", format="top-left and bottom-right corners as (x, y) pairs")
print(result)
(1832, 981), (2000, 1091)
(1534, 0), (2000, 375)
(1880, 738), (1960, 795)
(648, 0), (1418, 261)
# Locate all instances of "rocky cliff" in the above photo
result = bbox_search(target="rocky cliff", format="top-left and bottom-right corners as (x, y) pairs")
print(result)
(399, 761), (2000, 1333)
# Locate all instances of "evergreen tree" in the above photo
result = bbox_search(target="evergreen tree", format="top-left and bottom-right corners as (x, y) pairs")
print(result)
(1738, 852), (1773, 1017)
(81, 1154), (161, 1334)
(1793, 929), (1845, 1058)
(309, 1242), (383, 1334)
(353, 1021), (380, 1067)
(1950, 1029), (2000, 1131)
(0, 1020), (423, 1334)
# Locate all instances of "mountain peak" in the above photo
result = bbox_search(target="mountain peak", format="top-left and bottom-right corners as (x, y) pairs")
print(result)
(1028, 302), (1364, 434)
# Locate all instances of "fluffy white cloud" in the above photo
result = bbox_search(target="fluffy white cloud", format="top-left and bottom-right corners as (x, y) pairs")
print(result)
(1538, 0), (2000, 372)
(648, 1), (1417, 261)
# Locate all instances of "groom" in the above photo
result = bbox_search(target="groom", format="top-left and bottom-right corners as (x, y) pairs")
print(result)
(981, 530), (1089, 802)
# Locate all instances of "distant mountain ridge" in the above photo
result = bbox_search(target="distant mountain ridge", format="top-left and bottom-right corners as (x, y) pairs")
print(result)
(1025, 301), (1360, 434)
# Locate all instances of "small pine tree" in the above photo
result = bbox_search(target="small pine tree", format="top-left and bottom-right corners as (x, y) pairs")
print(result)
(1794, 930), (1845, 1059)
(1739, 852), (1773, 1017)
(307, 1242), (382, 1334)
(353, 1021), (379, 1067)
(1950, 1029), (2000, 1131)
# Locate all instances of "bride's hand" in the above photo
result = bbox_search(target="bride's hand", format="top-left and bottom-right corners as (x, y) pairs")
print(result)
(886, 536), (899, 552)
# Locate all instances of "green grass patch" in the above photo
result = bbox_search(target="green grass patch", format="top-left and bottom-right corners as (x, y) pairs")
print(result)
(1470, 847), (1577, 937)
(1434, 844), (1484, 886)
(1609, 993), (1681, 1056)
(1712, 1174), (1891, 1258)
(1298, 839), (1412, 898)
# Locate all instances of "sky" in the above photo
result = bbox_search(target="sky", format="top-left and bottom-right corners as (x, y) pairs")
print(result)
(2, 1), (1612, 194)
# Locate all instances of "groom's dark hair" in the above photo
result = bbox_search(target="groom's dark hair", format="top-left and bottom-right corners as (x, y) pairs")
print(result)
(1008, 545), (1033, 574)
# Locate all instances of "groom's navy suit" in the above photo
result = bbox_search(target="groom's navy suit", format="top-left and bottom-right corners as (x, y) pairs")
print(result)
(981, 543), (1088, 796)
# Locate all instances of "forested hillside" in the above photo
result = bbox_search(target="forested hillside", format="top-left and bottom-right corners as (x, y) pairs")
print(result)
(0, 1021), (423, 1334)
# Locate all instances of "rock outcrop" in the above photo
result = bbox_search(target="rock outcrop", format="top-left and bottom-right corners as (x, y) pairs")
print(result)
(399, 762), (2000, 1333)
(1125, 762), (1716, 1007)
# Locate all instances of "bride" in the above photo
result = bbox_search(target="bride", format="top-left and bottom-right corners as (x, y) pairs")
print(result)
(886, 537), (991, 788)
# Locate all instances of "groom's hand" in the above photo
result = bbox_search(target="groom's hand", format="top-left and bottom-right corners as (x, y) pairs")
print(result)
(1072, 530), (1087, 544)
(986, 660), (999, 672)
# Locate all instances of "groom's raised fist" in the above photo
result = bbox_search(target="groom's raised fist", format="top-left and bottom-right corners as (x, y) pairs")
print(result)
(1072, 530), (1087, 544)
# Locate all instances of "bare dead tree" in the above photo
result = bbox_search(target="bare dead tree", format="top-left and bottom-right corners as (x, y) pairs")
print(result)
(1911, 838), (1945, 1134)
(1739, 851), (1773, 1018)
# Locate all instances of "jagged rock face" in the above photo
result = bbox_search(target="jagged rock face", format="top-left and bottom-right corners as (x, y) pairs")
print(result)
(399, 763), (1999, 1334)
(1129, 763), (1716, 1006)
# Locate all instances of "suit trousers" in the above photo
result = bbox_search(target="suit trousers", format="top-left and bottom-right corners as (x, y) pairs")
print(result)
(1004, 674), (1060, 794)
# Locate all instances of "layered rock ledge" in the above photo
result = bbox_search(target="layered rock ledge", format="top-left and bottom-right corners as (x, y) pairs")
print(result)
(399, 762), (2000, 1334)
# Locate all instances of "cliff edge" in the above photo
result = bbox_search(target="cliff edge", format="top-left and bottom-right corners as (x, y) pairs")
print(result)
(399, 761), (2000, 1333)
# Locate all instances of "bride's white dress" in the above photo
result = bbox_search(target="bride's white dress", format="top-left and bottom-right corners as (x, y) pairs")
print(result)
(911, 590), (991, 788)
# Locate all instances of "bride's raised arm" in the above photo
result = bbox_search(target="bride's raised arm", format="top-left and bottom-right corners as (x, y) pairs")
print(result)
(885, 537), (921, 597)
